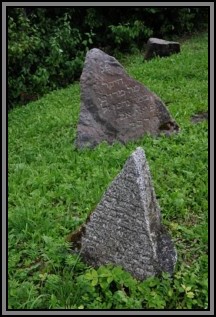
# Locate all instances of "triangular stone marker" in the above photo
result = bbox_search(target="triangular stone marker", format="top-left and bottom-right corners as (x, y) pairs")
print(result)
(70, 147), (177, 281)
(75, 48), (179, 148)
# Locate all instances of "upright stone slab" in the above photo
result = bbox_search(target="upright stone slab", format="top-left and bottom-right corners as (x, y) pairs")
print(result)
(145, 38), (180, 60)
(70, 147), (177, 281)
(75, 48), (179, 148)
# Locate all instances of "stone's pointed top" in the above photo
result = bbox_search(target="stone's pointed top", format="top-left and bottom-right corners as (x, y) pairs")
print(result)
(131, 146), (146, 160)
(70, 146), (177, 281)
(89, 48), (101, 53)
(85, 48), (124, 68)
(126, 146), (149, 169)
(86, 48), (104, 57)
(124, 147), (148, 177)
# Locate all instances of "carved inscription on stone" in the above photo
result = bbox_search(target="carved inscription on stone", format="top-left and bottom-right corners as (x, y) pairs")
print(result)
(75, 48), (179, 148)
(70, 147), (177, 281)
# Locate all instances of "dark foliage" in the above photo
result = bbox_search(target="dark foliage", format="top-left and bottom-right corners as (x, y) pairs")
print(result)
(7, 7), (208, 109)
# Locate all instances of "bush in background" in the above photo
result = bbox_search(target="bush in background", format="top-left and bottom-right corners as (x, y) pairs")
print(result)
(7, 7), (208, 109)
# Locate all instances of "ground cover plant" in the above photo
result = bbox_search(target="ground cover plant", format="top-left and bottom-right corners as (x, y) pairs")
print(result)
(8, 32), (208, 310)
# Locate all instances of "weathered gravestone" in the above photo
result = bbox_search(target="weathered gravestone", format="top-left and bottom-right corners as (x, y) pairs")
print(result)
(144, 38), (180, 60)
(69, 147), (177, 281)
(75, 48), (179, 148)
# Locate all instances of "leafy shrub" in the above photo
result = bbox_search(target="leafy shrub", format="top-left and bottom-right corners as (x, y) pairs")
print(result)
(8, 8), (94, 110)
(73, 263), (208, 309)
(7, 7), (208, 109)
(108, 20), (153, 52)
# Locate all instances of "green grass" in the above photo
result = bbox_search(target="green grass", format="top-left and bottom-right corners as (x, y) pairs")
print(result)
(8, 32), (208, 310)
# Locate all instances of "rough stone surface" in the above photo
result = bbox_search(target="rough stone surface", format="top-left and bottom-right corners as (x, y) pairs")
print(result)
(191, 111), (208, 123)
(145, 38), (180, 60)
(75, 48), (179, 148)
(70, 147), (177, 281)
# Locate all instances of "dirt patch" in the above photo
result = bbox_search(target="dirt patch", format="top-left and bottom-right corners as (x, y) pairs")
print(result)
(191, 111), (208, 123)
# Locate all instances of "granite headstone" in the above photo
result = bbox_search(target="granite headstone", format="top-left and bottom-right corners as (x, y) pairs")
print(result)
(70, 147), (177, 281)
(75, 48), (179, 148)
